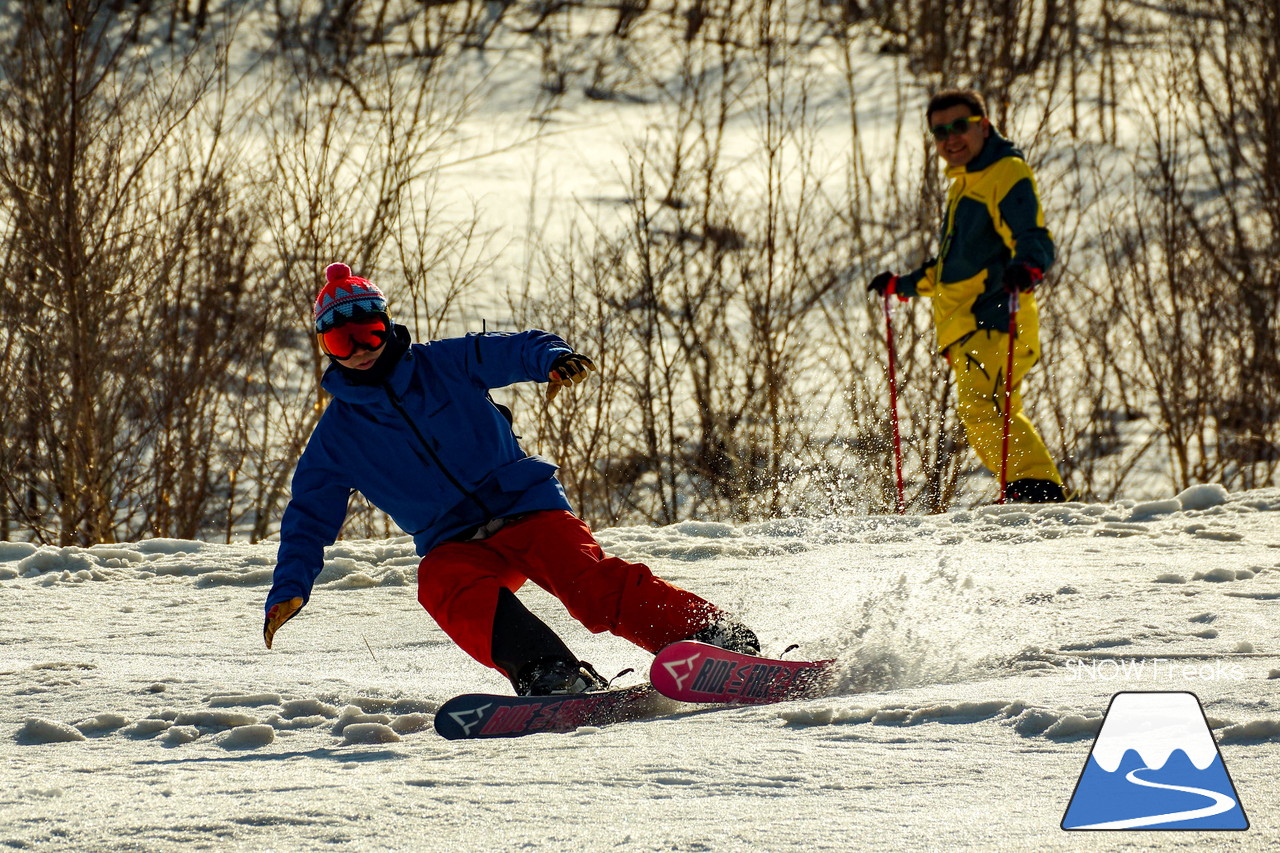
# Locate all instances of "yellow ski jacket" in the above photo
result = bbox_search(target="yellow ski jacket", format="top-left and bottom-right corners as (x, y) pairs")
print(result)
(897, 130), (1054, 352)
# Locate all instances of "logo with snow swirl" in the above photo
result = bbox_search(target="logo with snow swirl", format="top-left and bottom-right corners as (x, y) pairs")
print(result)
(1062, 692), (1248, 831)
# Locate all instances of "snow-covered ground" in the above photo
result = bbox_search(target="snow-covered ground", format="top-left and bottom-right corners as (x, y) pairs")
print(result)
(3, 484), (1278, 850)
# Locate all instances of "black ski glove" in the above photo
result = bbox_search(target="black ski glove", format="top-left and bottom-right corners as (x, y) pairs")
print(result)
(867, 271), (898, 297)
(1002, 263), (1043, 293)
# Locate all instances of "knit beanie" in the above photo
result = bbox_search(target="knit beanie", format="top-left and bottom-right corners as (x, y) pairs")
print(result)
(313, 262), (388, 332)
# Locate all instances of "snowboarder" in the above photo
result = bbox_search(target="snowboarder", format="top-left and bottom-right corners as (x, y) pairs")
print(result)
(868, 89), (1067, 503)
(263, 263), (758, 695)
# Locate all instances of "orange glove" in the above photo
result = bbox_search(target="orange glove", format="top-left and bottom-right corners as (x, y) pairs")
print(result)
(546, 353), (596, 402)
(264, 597), (304, 649)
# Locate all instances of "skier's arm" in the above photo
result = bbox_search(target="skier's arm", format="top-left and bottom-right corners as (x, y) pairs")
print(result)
(264, 433), (351, 648)
(449, 330), (581, 391)
(894, 262), (937, 298)
(996, 159), (1054, 277)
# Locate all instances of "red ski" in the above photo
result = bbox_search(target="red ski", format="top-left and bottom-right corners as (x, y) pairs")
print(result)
(434, 684), (674, 740)
(649, 641), (837, 705)
(435, 644), (839, 739)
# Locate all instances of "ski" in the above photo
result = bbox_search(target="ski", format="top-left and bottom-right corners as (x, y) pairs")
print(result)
(434, 643), (838, 739)
(649, 641), (837, 705)
(434, 683), (674, 740)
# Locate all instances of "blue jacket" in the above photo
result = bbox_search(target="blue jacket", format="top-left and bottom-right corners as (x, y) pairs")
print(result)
(265, 328), (574, 612)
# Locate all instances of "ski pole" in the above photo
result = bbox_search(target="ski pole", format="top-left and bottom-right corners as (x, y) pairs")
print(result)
(998, 291), (1019, 504)
(882, 292), (907, 514)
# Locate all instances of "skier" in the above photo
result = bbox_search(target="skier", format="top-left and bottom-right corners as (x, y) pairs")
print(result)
(869, 89), (1067, 503)
(263, 263), (758, 695)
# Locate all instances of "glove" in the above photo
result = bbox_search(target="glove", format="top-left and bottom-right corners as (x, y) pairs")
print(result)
(867, 271), (898, 297)
(264, 596), (304, 649)
(547, 353), (596, 402)
(1002, 263), (1043, 292)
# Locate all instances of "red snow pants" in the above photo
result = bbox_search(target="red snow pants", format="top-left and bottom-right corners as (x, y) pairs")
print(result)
(416, 510), (718, 671)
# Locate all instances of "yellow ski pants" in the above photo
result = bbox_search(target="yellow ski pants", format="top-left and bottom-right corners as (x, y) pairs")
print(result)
(945, 328), (1062, 486)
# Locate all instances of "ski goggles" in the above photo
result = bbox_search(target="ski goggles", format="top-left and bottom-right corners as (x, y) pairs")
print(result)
(318, 315), (391, 360)
(929, 115), (983, 141)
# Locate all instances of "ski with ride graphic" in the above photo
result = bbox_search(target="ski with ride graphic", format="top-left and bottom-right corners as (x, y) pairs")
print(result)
(434, 643), (838, 739)
(649, 641), (837, 705)
(434, 683), (674, 740)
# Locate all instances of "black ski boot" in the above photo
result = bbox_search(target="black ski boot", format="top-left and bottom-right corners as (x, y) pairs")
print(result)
(515, 656), (609, 696)
(688, 617), (760, 656)
(1005, 478), (1067, 503)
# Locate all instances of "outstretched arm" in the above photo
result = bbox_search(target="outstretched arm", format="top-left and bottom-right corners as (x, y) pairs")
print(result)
(264, 434), (351, 648)
(453, 330), (574, 390)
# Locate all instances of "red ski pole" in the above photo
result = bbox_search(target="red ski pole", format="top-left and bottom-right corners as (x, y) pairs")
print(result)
(998, 291), (1019, 504)
(882, 292), (907, 514)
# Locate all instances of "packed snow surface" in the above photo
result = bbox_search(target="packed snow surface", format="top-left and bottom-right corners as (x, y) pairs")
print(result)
(3, 485), (1280, 850)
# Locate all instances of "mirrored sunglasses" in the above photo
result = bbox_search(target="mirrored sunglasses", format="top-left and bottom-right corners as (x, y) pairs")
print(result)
(319, 315), (390, 360)
(930, 115), (983, 141)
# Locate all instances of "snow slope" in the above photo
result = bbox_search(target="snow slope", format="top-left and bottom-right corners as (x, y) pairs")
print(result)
(3, 485), (1279, 850)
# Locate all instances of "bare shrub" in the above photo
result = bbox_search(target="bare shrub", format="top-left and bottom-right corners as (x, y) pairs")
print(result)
(0, 1), (260, 544)
(1087, 5), (1280, 492)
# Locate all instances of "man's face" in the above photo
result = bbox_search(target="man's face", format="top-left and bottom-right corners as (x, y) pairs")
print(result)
(929, 105), (989, 169)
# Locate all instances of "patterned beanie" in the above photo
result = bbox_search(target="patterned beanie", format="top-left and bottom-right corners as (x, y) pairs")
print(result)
(313, 262), (388, 332)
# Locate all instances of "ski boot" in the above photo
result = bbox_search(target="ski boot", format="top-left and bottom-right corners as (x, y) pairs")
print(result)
(1005, 478), (1067, 503)
(515, 656), (609, 696)
(687, 617), (760, 656)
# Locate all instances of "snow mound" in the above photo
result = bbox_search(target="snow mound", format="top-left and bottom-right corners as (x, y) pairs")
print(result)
(207, 693), (282, 708)
(1177, 483), (1231, 511)
(16, 718), (86, 745)
(173, 710), (258, 730)
(121, 719), (171, 738)
(777, 699), (1104, 741)
(159, 726), (201, 746)
(332, 705), (393, 734)
(0, 537), (416, 589)
(389, 713), (434, 734)
(1218, 719), (1280, 743)
(280, 698), (339, 718)
(1127, 498), (1181, 521)
(216, 724), (276, 749)
(341, 723), (401, 744)
(73, 713), (130, 735)
(1194, 568), (1255, 582)
(135, 539), (209, 555)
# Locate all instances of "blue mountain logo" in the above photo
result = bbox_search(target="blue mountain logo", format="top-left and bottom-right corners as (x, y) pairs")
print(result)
(1062, 691), (1248, 830)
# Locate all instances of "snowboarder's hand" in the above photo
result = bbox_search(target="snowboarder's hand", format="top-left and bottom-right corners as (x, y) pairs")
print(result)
(264, 596), (304, 649)
(1002, 263), (1043, 293)
(547, 353), (596, 402)
(867, 271), (898, 297)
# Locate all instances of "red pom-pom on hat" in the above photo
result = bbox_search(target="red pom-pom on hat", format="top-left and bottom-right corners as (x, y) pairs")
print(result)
(325, 262), (351, 283)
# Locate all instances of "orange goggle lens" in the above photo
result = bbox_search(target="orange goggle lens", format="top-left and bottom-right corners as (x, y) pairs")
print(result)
(319, 317), (390, 360)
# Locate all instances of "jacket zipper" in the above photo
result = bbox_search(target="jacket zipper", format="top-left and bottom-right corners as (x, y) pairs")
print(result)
(382, 383), (494, 519)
